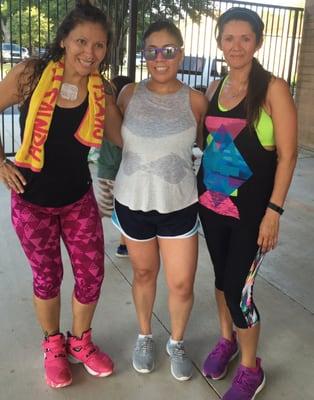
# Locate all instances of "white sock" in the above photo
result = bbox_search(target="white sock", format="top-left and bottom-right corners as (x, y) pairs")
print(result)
(169, 337), (183, 345)
(138, 333), (153, 339)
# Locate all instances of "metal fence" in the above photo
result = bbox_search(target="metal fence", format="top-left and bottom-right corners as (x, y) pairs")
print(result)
(0, 0), (304, 156)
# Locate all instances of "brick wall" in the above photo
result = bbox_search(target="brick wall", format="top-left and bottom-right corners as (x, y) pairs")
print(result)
(296, 0), (314, 150)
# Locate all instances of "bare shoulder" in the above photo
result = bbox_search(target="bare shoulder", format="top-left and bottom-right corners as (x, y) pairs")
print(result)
(205, 79), (221, 101)
(190, 87), (208, 111)
(117, 82), (136, 114)
(268, 76), (290, 95)
(189, 87), (208, 124)
(266, 76), (295, 113)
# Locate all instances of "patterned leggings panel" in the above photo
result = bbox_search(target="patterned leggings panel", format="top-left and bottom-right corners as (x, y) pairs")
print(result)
(199, 204), (261, 329)
(11, 187), (105, 304)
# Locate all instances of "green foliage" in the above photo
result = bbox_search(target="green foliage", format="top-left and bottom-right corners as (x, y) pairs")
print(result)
(10, 7), (49, 48)
(0, 0), (213, 68)
(0, 0), (75, 43)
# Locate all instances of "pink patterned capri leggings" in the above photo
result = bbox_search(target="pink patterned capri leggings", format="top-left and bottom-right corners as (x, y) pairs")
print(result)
(11, 187), (105, 304)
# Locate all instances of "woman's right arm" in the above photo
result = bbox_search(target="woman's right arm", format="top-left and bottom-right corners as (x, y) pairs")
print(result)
(103, 82), (135, 148)
(0, 63), (28, 193)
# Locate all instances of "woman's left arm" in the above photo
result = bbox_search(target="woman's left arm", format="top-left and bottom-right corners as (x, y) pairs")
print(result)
(103, 81), (123, 148)
(258, 78), (298, 253)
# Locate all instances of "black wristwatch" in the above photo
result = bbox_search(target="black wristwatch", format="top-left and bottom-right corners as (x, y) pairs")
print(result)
(267, 201), (284, 215)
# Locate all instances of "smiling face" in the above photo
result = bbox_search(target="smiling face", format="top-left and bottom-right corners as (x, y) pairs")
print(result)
(61, 21), (108, 77)
(219, 20), (261, 70)
(144, 29), (183, 85)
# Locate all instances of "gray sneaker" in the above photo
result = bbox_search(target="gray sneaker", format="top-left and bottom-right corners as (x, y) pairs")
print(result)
(166, 339), (193, 381)
(132, 336), (155, 373)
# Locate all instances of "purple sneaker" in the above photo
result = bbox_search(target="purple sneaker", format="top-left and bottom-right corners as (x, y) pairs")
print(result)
(222, 357), (266, 400)
(202, 332), (239, 380)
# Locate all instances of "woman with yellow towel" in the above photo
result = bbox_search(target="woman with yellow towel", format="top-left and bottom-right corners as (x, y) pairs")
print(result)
(0, 0), (121, 388)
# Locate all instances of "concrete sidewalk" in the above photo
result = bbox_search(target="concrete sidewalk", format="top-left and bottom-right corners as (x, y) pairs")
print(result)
(0, 150), (313, 400)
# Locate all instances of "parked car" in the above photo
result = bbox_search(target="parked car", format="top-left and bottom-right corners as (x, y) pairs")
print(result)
(0, 42), (29, 63)
(177, 55), (227, 92)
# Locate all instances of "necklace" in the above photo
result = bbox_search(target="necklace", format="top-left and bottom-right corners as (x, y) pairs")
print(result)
(60, 83), (79, 101)
(224, 78), (248, 100)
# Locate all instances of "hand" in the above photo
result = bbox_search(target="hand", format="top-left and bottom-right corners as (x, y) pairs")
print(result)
(0, 159), (26, 193)
(257, 208), (280, 253)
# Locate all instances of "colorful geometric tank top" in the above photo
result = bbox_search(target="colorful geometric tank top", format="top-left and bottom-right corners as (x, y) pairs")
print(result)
(197, 79), (277, 226)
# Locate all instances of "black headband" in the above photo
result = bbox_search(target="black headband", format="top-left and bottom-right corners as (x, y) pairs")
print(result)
(218, 7), (264, 30)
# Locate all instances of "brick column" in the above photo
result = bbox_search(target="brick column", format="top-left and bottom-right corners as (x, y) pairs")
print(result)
(296, 1), (314, 150)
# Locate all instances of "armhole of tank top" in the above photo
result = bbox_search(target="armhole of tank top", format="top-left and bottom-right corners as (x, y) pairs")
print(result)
(133, 82), (139, 93)
(217, 76), (229, 111)
(123, 82), (140, 119)
(187, 85), (199, 126)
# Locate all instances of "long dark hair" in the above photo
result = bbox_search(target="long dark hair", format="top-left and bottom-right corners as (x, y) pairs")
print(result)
(216, 7), (272, 128)
(19, 0), (112, 100)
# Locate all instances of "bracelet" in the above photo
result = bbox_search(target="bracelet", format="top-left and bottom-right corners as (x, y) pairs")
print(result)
(0, 158), (8, 168)
(268, 201), (284, 215)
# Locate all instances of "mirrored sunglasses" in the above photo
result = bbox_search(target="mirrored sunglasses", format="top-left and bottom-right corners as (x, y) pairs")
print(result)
(142, 46), (181, 61)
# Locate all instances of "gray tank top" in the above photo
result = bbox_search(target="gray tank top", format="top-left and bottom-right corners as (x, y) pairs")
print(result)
(114, 80), (198, 213)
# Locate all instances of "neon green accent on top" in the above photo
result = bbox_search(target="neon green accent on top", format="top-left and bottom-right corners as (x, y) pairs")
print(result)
(254, 108), (275, 146)
(217, 77), (275, 147)
(207, 135), (213, 145)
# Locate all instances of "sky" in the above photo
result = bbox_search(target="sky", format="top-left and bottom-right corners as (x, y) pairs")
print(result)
(249, 0), (305, 6)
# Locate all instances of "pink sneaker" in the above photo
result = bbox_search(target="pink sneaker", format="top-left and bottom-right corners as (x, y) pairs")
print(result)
(42, 333), (72, 388)
(66, 329), (114, 377)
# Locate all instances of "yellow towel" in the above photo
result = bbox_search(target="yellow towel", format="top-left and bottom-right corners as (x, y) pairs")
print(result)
(15, 58), (105, 172)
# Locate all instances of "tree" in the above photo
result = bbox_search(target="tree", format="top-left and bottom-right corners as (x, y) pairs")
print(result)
(10, 6), (49, 49)
(96, 0), (214, 75)
(1, 0), (214, 73)
(0, 0), (73, 43)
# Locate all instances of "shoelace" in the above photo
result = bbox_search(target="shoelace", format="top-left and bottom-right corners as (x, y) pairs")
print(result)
(137, 337), (153, 354)
(45, 343), (67, 359)
(171, 343), (187, 361)
(234, 370), (258, 393)
(73, 339), (98, 359)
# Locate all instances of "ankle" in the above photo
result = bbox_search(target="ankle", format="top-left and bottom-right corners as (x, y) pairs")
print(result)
(43, 330), (61, 339)
(241, 358), (258, 369)
(221, 330), (236, 342)
(69, 328), (91, 339)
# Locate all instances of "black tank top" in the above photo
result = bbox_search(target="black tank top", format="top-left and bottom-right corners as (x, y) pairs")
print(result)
(197, 79), (277, 226)
(18, 96), (91, 207)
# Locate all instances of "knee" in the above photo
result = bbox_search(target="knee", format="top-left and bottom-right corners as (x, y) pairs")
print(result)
(34, 280), (61, 300)
(133, 268), (157, 285)
(168, 280), (193, 300)
(75, 277), (104, 304)
(224, 289), (249, 329)
(74, 265), (104, 304)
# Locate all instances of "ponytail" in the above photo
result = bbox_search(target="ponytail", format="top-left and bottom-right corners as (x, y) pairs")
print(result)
(246, 58), (272, 129)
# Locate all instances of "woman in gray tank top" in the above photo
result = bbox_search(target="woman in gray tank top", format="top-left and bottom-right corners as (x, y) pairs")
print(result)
(112, 21), (207, 381)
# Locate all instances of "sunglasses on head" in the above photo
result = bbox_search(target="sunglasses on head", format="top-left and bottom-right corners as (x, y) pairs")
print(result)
(142, 46), (181, 61)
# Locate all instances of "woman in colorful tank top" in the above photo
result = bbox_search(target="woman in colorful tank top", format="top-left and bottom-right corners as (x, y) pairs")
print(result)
(112, 20), (207, 381)
(0, 0), (121, 388)
(198, 7), (297, 399)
